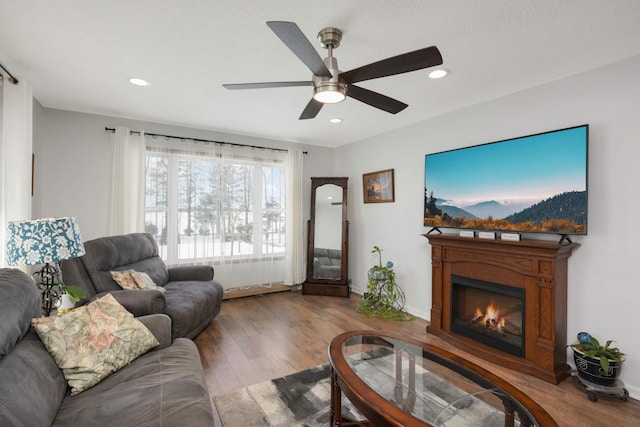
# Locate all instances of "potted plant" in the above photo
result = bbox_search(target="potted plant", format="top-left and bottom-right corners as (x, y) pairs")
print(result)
(56, 282), (87, 313)
(357, 246), (413, 321)
(569, 332), (625, 386)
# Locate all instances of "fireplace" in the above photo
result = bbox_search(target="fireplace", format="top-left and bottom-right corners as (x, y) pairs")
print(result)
(450, 275), (525, 357)
(424, 234), (579, 384)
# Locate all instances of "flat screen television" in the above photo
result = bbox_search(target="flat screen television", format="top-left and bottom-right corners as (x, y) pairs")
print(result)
(424, 124), (588, 236)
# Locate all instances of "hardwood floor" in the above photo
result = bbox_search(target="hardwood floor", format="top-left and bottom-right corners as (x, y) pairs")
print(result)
(194, 290), (639, 427)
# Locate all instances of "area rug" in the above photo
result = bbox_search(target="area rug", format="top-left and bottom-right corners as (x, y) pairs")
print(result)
(213, 356), (509, 427)
(213, 364), (363, 427)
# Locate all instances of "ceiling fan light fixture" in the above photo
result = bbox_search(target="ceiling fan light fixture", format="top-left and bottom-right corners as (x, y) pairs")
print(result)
(313, 82), (347, 104)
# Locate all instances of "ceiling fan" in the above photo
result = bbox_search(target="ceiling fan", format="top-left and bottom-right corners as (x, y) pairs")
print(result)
(223, 21), (443, 120)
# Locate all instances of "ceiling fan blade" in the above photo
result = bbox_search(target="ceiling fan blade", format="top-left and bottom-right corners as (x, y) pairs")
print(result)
(347, 85), (408, 114)
(266, 21), (332, 78)
(299, 98), (323, 120)
(340, 46), (442, 84)
(223, 81), (313, 90)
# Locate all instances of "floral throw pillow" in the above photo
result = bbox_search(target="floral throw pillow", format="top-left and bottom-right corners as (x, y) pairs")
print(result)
(130, 271), (165, 293)
(31, 293), (159, 395)
(112, 270), (165, 293)
(111, 270), (138, 290)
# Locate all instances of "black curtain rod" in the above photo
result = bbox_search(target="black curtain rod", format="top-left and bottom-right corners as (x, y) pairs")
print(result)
(104, 127), (306, 154)
(0, 61), (19, 84)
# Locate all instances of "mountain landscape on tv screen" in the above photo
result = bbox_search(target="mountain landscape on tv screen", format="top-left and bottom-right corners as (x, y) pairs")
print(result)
(504, 191), (586, 225)
(425, 190), (587, 234)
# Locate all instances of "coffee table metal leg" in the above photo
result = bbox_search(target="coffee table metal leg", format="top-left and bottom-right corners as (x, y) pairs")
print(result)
(503, 399), (515, 427)
(331, 367), (342, 426)
(394, 351), (417, 412)
(405, 353), (416, 411)
(394, 351), (403, 403)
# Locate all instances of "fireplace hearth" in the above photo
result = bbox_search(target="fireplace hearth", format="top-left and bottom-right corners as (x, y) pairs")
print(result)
(424, 234), (579, 384)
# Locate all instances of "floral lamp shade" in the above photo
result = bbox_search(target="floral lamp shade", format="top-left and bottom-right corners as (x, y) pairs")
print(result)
(6, 217), (85, 266)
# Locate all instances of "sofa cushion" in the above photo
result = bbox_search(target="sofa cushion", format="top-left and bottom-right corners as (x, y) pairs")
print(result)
(314, 247), (329, 258)
(32, 294), (159, 395)
(0, 269), (40, 359)
(0, 329), (68, 427)
(0, 269), (66, 427)
(52, 338), (215, 427)
(164, 280), (223, 340)
(316, 256), (331, 266)
(327, 248), (341, 260)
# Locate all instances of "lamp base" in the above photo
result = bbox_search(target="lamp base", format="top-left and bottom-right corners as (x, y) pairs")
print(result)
(33, 263), (62, 316)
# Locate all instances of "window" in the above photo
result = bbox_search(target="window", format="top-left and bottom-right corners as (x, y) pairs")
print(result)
(145, 145), (285, 265)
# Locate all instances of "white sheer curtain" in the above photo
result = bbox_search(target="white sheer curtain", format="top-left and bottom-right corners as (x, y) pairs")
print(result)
(108, 126), (146, 235)
(145, 138), (298, 291)
(0, 77), (5, 266)
(285, 148), (305, 285)
(0, 77), (33, 267)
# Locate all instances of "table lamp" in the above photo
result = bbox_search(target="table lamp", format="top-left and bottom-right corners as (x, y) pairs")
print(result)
(6, 217), (85, 316)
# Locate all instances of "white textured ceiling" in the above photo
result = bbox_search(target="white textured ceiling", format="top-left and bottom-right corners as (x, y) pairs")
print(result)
(1, 0), (639, 147)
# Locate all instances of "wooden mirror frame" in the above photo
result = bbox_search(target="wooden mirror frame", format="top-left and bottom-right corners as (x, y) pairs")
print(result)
(302, 177), (350, 297)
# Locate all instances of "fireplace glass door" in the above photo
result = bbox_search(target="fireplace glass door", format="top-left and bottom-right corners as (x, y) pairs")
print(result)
(450, 275), (525, 357)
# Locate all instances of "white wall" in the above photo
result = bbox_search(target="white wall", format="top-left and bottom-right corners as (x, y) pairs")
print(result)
(33, 109), (335, 240)
(336, 55), (640, 398)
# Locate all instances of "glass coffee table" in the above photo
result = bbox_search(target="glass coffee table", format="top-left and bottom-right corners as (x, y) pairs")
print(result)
(328, 330), (557, 427)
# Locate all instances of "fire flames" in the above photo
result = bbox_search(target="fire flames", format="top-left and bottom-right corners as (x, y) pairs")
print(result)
(471, 302), (507, 332)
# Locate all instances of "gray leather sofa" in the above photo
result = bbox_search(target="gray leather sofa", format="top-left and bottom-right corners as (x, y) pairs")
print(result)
(313, 247), (342, 279)
(60, 232), (223, 340)
(0, 268), (216, 426)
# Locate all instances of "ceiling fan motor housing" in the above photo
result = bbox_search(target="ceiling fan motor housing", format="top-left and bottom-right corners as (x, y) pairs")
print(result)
(313, 55), (347, 103)
(317, 27), (342, 49)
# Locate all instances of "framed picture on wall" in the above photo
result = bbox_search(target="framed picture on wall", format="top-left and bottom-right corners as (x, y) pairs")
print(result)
(363, 169), (395, 203)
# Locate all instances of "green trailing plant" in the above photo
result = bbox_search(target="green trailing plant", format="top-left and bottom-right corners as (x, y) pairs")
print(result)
(569, 333), (625, 373)
(357, 246), (413, 321)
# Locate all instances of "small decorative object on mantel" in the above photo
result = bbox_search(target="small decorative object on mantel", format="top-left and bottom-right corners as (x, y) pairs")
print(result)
(362, 169), (394, 203)
(357, 246), (413, 321)
(569, 331), (629, 402)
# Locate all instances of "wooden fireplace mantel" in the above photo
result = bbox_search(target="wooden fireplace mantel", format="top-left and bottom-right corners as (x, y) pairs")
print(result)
(424, 233), (579, 384)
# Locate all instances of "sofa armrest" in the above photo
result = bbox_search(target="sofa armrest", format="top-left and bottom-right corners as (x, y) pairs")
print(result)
(168, 265), (214, 281)
(92, 289), (167, 317)
(137, 314), (172, 349)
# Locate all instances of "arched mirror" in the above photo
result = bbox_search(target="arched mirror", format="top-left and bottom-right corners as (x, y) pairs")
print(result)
(303, 177), (349, 297)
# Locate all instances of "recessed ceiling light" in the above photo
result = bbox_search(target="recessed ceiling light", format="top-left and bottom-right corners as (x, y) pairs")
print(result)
(428, 69), (450, 79)
(129, 78), (150, 86)
(329, 118), (343, 123)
